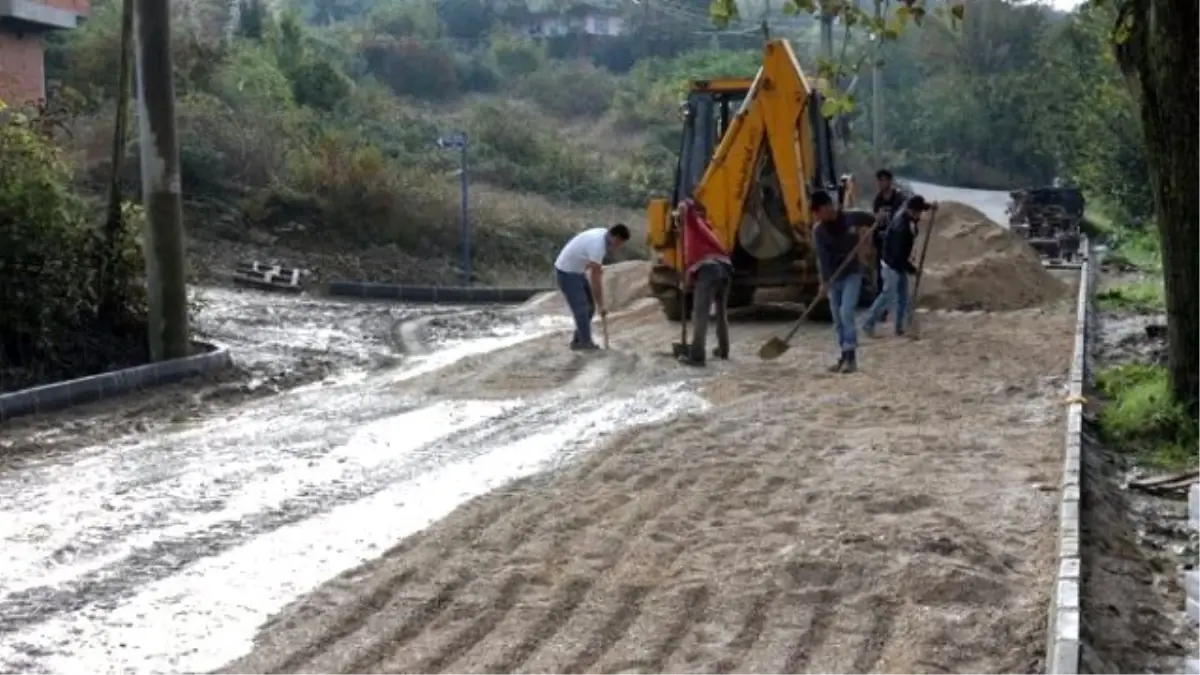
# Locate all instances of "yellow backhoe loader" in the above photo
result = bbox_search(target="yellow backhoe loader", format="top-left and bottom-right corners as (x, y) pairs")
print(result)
(644, 38), (878, 320)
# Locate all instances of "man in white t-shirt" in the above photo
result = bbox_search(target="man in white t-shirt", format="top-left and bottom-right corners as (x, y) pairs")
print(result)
(554, 224), (631, 350)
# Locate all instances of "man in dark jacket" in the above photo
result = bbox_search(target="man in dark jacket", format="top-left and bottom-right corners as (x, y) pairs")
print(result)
(863, 195), (934, 337)
(871, 169), (907, 317)
(811, 190), (864, 373)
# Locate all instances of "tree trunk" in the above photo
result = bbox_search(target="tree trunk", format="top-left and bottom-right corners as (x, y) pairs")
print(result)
(1116, 0), (1199, 419)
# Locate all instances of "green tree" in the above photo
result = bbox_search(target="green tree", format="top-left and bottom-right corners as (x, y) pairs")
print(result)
(1105, 0), (1199, 417)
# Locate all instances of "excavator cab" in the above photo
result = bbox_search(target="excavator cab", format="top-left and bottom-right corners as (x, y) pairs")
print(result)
(646, 39), (877, 321)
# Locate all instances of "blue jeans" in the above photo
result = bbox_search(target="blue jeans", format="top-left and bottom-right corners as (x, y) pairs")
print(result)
(555, 268), (595, 346)
(828, 272), (863, 351)
(863, 265), (910, 334)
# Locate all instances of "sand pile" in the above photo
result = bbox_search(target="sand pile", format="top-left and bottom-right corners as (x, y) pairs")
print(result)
(915, 201), (1066, 312)
(522, 259), (652, 315)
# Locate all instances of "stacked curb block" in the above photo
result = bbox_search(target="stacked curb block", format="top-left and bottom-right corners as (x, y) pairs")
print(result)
(1046, 236), (1091, 675)
(1188, 483), (1199, 674)
(0, 342), (233, 423)
(327, 282), (553, 305)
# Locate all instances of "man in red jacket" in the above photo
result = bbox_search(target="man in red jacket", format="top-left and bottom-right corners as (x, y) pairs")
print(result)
(673, 199), (733, 367)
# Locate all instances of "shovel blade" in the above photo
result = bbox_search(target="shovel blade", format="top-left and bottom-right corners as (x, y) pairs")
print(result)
(758, 336), (790, 360)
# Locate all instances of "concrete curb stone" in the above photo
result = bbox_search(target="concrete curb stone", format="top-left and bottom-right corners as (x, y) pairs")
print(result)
(1046, 237), (1091, 675)
(0, 341), (233, 423)
(327, 282), (553, 305)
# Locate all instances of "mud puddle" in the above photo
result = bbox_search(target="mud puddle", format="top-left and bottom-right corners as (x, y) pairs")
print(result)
(0, 289), (528, 463)
(0, 309), (706, 674)
(1081, 309), (1196, 674)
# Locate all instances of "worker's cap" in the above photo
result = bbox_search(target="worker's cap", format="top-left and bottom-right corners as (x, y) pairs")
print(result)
(907, 195), (932, 211)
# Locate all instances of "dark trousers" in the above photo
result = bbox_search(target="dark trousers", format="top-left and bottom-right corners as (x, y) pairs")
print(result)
(689, 261), (732, 360)
(555, 268), (596, 346)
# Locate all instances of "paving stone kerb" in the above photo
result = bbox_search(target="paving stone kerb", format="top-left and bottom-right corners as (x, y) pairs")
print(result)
(1046, 236), (1092, 675)
(0, 342), (233, 423)
(327, 281), (553, 305)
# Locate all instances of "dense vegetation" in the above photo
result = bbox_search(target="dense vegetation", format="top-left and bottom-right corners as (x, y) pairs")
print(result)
(0, 0), (1194, 409)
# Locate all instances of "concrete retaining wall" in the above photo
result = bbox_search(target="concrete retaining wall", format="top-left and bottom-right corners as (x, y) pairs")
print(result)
(1046, 236), (1091, 675)
(0, 342), (233, 423)
(327, 282), (552, 305)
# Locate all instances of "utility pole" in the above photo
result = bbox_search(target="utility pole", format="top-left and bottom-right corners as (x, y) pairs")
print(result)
(870, 0), (884, 167)
(819, 1), (834, 60)
(100, 0), (133, 319)
(760, 0), (770, 42)
(134, 0), (190, 361)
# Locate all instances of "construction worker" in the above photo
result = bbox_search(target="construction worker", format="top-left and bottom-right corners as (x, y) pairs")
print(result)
(811, 190), (864, 374)
(863, 195), (935, 337)
(554, 223), (631, 351)
(871, 169), (907, 319)
(673, 199), (732, 367)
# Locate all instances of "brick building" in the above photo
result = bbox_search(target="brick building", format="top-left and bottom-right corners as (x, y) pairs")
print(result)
(0, 0), (88, 105)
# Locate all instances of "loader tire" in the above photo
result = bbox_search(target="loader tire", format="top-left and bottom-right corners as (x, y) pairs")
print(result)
(727, 286), (755, 309)
(660, 292), (693, 322)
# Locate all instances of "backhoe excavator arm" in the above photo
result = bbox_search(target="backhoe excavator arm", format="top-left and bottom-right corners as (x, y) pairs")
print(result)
(690, 39), (835, 251)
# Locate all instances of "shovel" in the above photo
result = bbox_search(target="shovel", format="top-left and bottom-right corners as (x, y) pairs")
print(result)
(601, 311), (610, 350)
(906, 204), (939, 340)
(759, 233), (873, 360)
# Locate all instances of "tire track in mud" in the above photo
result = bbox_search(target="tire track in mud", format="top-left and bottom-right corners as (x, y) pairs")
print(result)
(379, 482), (681, 673)
(481, 578), (594, 674)
(564, 585), (653, 674)
(712, 591), (775, 674)
(0, 390), (636, 638)
(780, 562), (843, 673)
(249, 437), (691, 667)
(400, 574), (528, 674)
(600, 584), (713, 674)
(850, 597), (901, 673)
(339, 574), (474, 674)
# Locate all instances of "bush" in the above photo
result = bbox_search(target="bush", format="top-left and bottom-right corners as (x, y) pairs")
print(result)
(1096, 363), (1198, 470)
(361, 36), (461, 100)
(488, 35), (545, 78)
(0, 102), (146, 389)
(517, 60), (618, 119)
(465, 100), (637, 206)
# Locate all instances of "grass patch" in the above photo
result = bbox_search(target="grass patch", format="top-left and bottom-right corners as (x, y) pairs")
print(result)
(1096, 279), (1165, 313)
(1103, 226), (1163, 273)
(1095, 363), (1198, 471)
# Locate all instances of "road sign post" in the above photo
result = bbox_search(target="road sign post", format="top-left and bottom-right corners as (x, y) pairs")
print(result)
(437, 131), (471, 286)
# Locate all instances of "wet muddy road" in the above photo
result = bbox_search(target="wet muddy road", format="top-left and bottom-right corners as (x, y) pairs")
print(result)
(0, 288), (706, 674)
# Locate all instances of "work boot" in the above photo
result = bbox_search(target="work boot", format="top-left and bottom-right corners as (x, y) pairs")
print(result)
(677, 353), (706, 367)
(571, 341), (600, 351)
(828, 351), (848, 373)
(842, 350), (858, 374)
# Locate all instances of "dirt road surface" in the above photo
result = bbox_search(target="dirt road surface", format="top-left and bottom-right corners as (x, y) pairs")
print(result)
(221, 283), (1079, 674)
(0, 184), (1079, 674)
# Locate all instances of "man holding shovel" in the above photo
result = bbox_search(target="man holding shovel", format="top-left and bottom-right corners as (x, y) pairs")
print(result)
(672, 199), (732, 367)
(812, 190), (867, 374)
(554, 223), (631, 351)
(862, 195), (936, 338)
